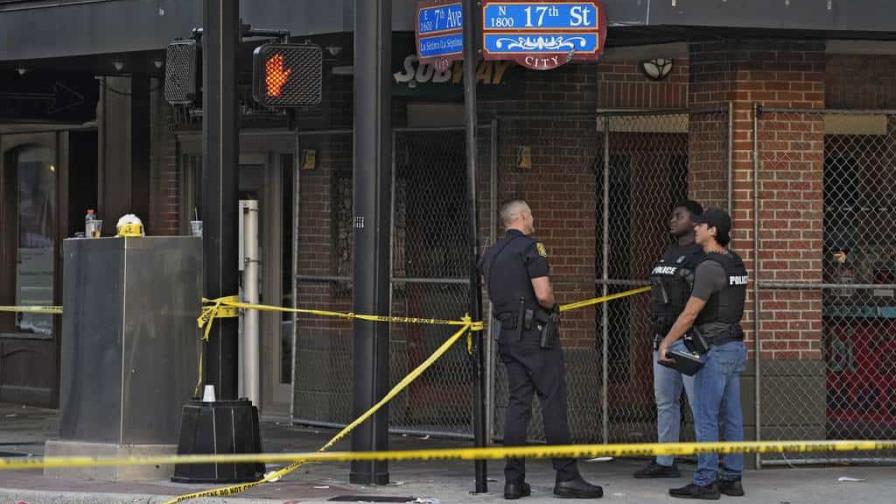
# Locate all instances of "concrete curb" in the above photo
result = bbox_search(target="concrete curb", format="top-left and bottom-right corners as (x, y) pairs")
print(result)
(0, 489), (305, 504)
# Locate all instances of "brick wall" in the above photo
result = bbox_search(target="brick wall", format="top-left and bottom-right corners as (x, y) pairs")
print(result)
(479, 63), (600, 348)
(597, 59), (689, 109)
(689, 40), (826, 361)
(148, 98), (180, 236)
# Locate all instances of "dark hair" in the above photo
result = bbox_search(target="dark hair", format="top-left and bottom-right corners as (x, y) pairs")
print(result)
(716, 231), (731, 247)
(673, 200), (704, 219)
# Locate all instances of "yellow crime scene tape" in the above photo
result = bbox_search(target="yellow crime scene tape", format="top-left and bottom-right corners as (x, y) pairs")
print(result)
(2, 440), (894, 472)
(1, 287), (649, 503)
(173, 287), (651, 502)
(0, 306), (63, 314)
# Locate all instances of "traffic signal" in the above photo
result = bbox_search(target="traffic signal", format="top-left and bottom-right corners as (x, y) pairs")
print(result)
(164, 39), (200, 105)
(252, 43), (322, 107)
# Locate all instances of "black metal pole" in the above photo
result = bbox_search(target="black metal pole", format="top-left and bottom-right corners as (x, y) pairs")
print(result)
(350, 0), (391, 485)
(201, 0), (239, 400)
(463, 0), (488, 493)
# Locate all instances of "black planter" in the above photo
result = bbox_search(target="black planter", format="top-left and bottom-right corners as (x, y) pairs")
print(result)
(171, 399), (265, 483)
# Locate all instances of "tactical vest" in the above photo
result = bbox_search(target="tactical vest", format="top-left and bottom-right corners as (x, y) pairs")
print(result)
(649, 243), (704, 335)
(695, 251), (748, 326)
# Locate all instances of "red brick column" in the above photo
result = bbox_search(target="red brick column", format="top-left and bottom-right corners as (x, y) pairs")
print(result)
(689, 40), (825, 360)
(689, 40), (827, 444)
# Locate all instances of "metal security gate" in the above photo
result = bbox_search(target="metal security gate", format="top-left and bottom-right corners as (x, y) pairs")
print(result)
(291, 125), (496, 439)
(492, 107), (731, 444)
(755, 107), (896, 465)
(290, 109), (734, 444)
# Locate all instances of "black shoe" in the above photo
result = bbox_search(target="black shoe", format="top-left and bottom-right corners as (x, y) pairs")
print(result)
(504, 481), (531, 500)
(718, 479), (744, 497)
(669, 483), (720, 500)
(633, 461), (681, 478)
(553, 476), (603, 499)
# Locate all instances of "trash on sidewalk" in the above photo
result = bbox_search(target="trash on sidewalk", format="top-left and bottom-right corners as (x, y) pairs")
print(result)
(586, 456), (614, 462)
(838, 476), (866, 482)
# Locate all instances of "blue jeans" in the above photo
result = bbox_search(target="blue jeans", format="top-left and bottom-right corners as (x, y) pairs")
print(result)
(692, 341), (747, 486)
(653, 339), (695, 467)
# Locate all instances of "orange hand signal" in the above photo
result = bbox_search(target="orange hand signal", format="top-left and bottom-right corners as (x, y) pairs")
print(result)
(265, 53), (292, 97)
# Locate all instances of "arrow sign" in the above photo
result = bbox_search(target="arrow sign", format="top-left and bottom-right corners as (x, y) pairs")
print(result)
(0, 82), (85, 114)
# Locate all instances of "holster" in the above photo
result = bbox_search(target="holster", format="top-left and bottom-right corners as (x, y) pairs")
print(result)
(535, 305), (560, 349)
(683, 327), (710, 355)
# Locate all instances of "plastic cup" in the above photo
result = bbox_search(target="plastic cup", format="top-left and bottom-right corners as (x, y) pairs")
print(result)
(202, 384), (216, 402)
(89, 220), (103, 238)
(190, 220), (203, 238)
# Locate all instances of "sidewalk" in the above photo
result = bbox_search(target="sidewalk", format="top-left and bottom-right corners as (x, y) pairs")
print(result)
(0, 404), (892, 503)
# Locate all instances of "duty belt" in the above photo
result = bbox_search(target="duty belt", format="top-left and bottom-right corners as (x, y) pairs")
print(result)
(496, 312), (518, 329)
(700, 324), (745, 347)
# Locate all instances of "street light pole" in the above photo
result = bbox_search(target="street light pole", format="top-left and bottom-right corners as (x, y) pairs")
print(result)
(463, 0), (488, 493)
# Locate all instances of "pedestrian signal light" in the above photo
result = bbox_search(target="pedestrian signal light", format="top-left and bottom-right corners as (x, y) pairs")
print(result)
(164, 39), (199, 105)
(252, 43), (322, 107)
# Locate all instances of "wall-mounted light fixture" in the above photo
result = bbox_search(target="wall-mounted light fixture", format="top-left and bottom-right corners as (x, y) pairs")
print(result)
(640, 58), (674, 81)
(113, 60), (125, 72)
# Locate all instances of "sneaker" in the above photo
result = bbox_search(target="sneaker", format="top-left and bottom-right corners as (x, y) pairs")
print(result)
(718, 479), (745, 497)
(669, 483), (720, 500)
(633, 461), (681, 478)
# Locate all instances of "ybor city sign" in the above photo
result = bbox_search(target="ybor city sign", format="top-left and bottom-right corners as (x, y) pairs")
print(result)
(481, 0), (607, 71)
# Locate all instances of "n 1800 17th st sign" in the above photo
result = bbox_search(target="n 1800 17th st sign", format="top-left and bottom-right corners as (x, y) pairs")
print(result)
(481, 1), (607, 70)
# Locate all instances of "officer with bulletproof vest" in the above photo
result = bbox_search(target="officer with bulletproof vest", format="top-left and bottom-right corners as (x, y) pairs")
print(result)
(634, 200), (704, 479)
(480, 200), (603, 500)
(658, 208), (749, 500)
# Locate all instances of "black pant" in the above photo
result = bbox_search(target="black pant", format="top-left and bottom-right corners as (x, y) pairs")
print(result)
(499, 327), (579, 484)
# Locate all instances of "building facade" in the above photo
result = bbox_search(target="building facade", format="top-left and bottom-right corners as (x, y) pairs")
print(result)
(2, 0), (896, 465)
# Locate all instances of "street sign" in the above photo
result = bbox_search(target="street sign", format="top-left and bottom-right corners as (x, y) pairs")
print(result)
(252, 43), (323, 107)
(416, 0), (464, 71)
(481, 1), (607, 71)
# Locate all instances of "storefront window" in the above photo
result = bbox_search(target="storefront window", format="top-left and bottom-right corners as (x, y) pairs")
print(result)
(14, 146), (55, 336)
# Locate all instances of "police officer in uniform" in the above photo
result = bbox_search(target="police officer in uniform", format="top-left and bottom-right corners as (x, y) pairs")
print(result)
(480, 200), (603, 500)
(634, 200), (704, 479)
(658, 208), (748, 499)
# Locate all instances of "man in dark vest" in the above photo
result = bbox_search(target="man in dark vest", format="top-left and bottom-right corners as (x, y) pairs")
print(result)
(480, 199), (603, 500)
(658, 208), (748, 499)
(634, 200), (703, 479)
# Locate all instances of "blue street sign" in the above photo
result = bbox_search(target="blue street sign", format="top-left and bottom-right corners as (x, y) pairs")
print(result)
(419, 33), (465, 59)
(483, 33), (599, 54)
(416, 1), (464, 63)
(483, 3), (598, 30)
(418, 3), (464, 35)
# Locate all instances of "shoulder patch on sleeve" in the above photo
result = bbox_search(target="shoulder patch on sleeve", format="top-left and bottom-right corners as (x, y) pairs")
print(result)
(536, 242), (548, 258)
